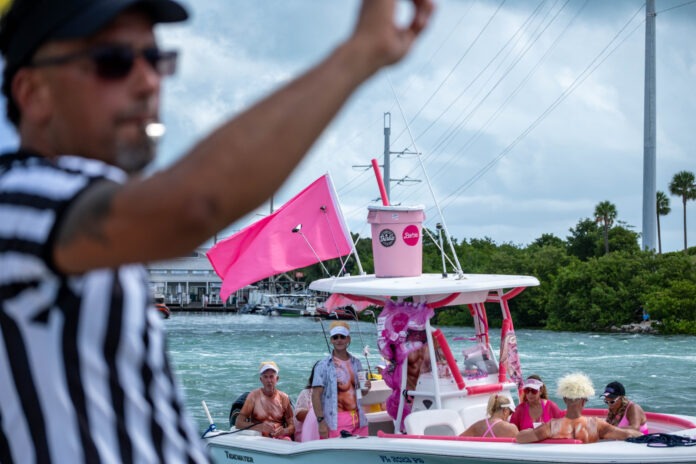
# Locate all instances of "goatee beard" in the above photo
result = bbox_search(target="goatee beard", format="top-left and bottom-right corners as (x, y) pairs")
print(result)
(114, 122), (164, 174)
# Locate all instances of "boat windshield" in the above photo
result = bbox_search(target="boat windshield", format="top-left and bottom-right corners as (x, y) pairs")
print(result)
(462, 344), (498, 380)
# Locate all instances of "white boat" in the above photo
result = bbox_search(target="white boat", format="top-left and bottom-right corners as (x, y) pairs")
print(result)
(272, 293), (321, 317)
(203, 273), (696, 463)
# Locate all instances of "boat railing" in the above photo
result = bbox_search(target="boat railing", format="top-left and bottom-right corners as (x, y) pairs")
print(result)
(408, 381), (517, 401)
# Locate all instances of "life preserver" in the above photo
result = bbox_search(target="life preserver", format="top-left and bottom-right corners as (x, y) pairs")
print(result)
(432, 329), (465, 390)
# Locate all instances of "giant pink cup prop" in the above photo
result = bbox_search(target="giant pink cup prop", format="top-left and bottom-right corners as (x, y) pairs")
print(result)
(367, 205), (425, 277)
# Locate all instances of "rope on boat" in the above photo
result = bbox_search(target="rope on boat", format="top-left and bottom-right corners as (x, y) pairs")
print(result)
(387, 76), (464, 278)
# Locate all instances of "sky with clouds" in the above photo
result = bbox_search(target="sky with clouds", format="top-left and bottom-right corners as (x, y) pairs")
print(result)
(1, 0), (695, 254)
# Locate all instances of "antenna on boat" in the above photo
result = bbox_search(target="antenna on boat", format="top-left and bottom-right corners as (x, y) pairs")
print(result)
(387, 77), (464, 277)
(436, 223), (447, 278)
(351, 311), (373, 374)
(292, 224), (331, 276)
(315, 316), (332, 352)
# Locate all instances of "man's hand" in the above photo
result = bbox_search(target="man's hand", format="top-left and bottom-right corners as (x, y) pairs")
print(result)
(351, 0), (435, 70)
(318, 421), (330, 439)
(269, 424), (287, 438)
(260, 422), (277, 437)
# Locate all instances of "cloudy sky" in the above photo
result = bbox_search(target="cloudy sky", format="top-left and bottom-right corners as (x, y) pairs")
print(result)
(2, 0), (695, 254)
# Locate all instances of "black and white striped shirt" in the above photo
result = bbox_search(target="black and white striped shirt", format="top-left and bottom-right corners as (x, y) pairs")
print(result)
(0, 151), (209, 463)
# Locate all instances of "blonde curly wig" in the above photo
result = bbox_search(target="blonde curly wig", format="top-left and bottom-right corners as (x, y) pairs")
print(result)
(557, 372), (595, 399)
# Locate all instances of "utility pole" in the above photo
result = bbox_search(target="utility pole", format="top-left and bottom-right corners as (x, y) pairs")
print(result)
(354, 112), (420, 203)
(383, 113), (391, 201)
(642, 0), (657, 251)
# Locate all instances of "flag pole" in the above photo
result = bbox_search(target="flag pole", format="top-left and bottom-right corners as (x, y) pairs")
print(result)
(326, 173), (365, 275)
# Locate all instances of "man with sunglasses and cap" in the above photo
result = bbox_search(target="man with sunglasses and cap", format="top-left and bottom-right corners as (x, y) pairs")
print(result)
(311, 321), (371, 439)
(0, 0), (433, 461)
(235, 361), (295, 440)
(601, 381), (649, 434)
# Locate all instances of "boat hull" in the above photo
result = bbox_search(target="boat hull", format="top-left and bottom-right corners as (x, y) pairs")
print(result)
(206, 424), (696, 464)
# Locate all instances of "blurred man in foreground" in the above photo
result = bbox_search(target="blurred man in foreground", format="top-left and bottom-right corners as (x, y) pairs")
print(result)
(0, 0), (433, 461)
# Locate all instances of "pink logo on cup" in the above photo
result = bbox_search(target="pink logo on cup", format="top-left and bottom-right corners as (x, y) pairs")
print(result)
(402, 224), (420, 246)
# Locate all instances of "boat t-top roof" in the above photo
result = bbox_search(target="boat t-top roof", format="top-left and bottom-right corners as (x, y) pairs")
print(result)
(310, 273), (539, 307)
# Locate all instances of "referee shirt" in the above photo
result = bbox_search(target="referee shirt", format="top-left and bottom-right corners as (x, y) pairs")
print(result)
(0, 151), (209, 463)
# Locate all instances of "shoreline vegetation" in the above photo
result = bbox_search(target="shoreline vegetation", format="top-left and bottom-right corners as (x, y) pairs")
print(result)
(294, 209), (696, 335)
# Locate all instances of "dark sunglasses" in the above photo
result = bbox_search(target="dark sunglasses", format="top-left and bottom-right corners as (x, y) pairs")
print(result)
(331, 334), (347, 340)
(30, 44), (178, 80)
(524, 388), (540, 394)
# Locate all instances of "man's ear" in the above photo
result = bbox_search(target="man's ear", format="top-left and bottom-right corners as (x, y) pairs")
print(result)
(12, 68), (53, 125)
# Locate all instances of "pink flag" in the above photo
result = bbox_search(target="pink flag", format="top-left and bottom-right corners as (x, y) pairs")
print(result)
(207, 174), (353, 299)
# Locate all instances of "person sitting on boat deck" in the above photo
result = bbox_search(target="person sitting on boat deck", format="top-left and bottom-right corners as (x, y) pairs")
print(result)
(294, 361), (320, 442)
(312, 321), (371, 438)
(601, 381), (649, 434)
(459, 395), (519, 438)
(516, 373), (642, 444)
(510, 375), (563, 431)
(235, 361), (295, 439)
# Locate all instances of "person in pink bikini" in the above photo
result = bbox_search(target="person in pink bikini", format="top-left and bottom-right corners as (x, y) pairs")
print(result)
(460, 395), (519, 438)
(510, 375), (564, 430)
(601, 381), (649, 434)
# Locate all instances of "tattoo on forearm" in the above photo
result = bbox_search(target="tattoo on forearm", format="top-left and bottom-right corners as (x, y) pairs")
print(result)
(57, 182), (117, 248)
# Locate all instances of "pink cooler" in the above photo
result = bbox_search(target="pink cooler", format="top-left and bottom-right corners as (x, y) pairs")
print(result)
(367, 205), (425, 278)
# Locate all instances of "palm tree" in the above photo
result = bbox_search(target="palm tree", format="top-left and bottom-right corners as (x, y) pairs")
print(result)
(594, 201), (617, 255)
(668, 171), (696, 253)
(656, 191), (671, 255)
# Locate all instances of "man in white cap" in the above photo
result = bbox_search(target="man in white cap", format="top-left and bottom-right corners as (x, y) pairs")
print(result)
(235, 361), (294, 439)
(516, 373), (641, 444)
(312, 321), (371, 438)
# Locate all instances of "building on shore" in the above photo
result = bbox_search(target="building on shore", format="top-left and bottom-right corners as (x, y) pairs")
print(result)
(146, 247), (314, 311)
(146, 247), (252, 309)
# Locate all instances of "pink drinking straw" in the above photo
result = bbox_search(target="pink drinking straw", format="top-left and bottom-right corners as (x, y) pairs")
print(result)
(371, 158), (390, 206)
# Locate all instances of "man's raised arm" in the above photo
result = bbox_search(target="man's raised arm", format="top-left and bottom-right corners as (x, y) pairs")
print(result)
(55, 0), (434, 274)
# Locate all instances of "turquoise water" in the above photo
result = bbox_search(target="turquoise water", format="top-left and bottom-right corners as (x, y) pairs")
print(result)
(165, 313), (696, 433)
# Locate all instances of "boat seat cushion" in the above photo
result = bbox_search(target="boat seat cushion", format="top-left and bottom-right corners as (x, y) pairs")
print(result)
(458, 403), (488, 429)
(405, 409), (465, 436)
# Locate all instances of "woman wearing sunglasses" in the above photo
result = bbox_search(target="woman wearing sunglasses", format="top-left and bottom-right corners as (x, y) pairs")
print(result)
(510, 375), (563, 431)
(601, 381), (649, 434)
(311, 321), (372, 439)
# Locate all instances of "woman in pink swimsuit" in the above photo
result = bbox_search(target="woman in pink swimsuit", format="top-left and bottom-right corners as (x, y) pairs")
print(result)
(460, 395), (519, 438)
(510, 375), (563, 430)
(602, 381), (649, 434)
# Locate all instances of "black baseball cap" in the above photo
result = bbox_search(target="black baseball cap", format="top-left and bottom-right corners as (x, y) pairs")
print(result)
(600, 381), (626, 399)
(0, 0), (188, 71)
(0, 0), (188, 125)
